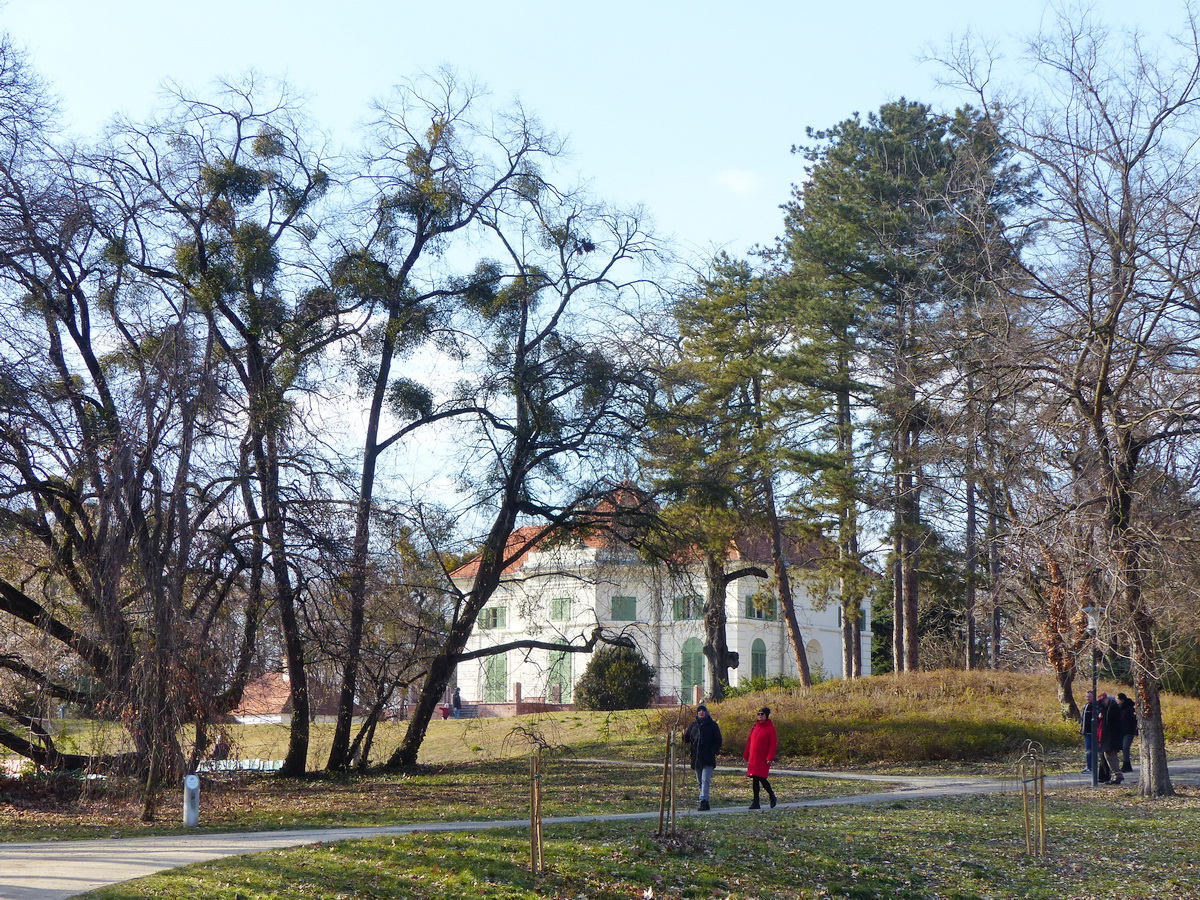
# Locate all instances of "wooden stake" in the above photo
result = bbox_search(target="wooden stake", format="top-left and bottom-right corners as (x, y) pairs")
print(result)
(657, 731), (671, 836)
(529, 751), (544, 874)
(669, 730), (677, 835)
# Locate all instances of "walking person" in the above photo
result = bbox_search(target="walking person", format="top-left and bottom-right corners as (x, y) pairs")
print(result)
(1080, 691), (1096, 773)
(451, 687), (463, 719)
(1097, 693), (1126, 784)
(684, 703), (722, 811)
(744, 706), (778, 809)
(1117, 692), (1138, 772)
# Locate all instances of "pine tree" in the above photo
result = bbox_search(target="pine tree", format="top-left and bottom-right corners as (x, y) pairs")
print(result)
(783, 100), (1026, 673)
(649, 255), (817, 687)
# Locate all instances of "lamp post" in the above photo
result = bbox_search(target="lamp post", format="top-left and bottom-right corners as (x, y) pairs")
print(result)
(1083, 604), (1100, 788)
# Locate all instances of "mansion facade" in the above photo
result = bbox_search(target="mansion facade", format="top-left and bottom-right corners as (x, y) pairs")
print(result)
(453, 527), (871, 709)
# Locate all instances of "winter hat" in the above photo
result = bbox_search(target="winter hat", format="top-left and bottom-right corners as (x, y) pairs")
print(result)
(696, 703), (708, 713)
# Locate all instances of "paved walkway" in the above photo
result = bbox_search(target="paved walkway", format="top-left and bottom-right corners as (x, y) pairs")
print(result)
(2, 760), (1197, 900)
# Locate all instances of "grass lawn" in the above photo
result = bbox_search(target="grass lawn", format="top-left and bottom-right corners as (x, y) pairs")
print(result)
(7, 671), (1200, 898)
(79, 786), (1200, 899)
(0, 759), (888, 841)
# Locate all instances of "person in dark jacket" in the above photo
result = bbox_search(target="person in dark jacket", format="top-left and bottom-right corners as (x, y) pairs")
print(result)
(1117, 692), (1138, 772)
(743, 707), (778, 809)
(1080, 691), (1096, 773)
(1097, 693), (1125, 784)
(684, 703), (722, 810)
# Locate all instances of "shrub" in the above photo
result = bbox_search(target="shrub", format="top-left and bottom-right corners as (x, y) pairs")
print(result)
(0, 770), (83, 807)
(723, 675), (806, 699)
(574, 645), (655, 710)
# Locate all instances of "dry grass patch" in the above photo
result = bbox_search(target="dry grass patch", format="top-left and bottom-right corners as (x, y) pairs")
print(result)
(669, 669), (1200, 767)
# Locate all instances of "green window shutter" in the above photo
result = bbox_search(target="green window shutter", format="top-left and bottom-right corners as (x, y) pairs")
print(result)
(611, 596), (637, 621)
(484, 653), (508, 702)
(550, 597), (571, 621)
(681, 637), (705, 699)
(745, 595), (775, 620)
(751, 639), (767, 680)
(548, 650), (572, 702)
(480, 606), (507, 629)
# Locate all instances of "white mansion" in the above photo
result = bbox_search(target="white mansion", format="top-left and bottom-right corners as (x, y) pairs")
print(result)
(453, 524), (871, 709)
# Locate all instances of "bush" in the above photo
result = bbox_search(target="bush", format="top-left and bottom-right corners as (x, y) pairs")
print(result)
(574, 645), (655, 710)
(723, 675), (806, 699)
(0, 770), (83, 807)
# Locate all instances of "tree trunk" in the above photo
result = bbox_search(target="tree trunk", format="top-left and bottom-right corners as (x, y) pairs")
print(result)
(836, 384), (863, 679)
(892, 522), (904, 673)
(988, 501), (1002, 669)
(701, 550), (736, 701)
(258, 424), (310, 777)
(763, 478), (811, 686)
(327, 382), (384, 771)
(1123, 543), (1173, 796)
(840, 604), (857, 679)
(389, 650), (458, 769)
(329, 279), (408, 771)
(1055, 669), (1079, 722)
(388, 434), (527, 769)
(965, 469), (977, 671)
(899, 448), (920, 672)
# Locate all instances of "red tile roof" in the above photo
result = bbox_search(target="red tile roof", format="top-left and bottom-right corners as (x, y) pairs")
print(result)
(229, 672), (292, 717)
(450, 522), (827, 579)
(450, 525), (548, 579)
(228, 672), (365, 718)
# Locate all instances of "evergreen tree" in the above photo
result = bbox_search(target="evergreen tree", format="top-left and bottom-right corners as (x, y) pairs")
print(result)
(783, 100), (1025, 673)
(650, 255), (817, 687)
(574, 645), (655, 711)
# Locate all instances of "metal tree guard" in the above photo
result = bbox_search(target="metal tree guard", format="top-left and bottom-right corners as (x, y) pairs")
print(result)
(1018, 742), (1047, 856)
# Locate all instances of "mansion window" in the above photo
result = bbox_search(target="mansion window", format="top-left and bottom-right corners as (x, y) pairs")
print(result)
(479, 606), (507, 629)
(751, 638), (768, 680)
(681, 637), (705, 700)
(745, 595), (776, 620)
(484, 653), (508, 702)
(548, 650), (572, 702)
(672, 594), (702, 620)
(611, 595), (637, 621)
(806, 639), (825, 677)
(837, 604), (869, 630)
(549, 597), (572, 621)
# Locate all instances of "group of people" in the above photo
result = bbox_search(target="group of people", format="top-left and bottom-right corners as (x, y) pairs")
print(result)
(1080, 690), (1138, 784)
(683, 703), (778, 811)
(682, 689), (1141, 809)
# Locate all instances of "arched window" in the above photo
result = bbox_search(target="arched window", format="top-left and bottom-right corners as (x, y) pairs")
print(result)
(548, 650), (572, 702)
(751, 639), (768, 680)
(806, 639), (825, 678)
(484, 653), (508, 702)
(681, 637), (705, 701)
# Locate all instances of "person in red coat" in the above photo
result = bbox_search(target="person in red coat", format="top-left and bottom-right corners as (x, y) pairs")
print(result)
(743, 706), (778, 808)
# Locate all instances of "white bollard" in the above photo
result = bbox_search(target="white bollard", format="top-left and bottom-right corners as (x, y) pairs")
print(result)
(183, 773), (201, 827)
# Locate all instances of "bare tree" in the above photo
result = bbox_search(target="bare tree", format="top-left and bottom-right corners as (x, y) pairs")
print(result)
(87, 76), (347, 778)
(947, 8), (1200, 796)
(0, 47), (295, 809)
(383, 180), (658, 769)
(322, 73), (569, 771)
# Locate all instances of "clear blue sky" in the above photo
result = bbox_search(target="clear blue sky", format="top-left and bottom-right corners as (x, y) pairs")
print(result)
(2, 1), (1182, 261)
